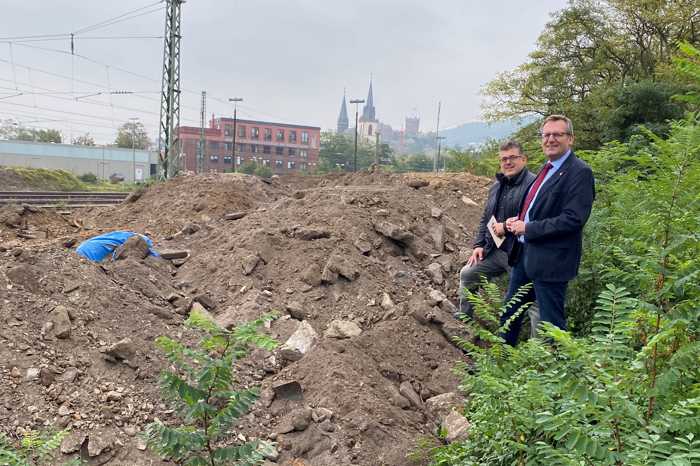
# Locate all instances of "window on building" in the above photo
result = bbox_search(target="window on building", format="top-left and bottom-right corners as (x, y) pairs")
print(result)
(251, 127), (259, 139)
(264, 128), (272, 141)
(288, 147), (297, 156)
(251, 144), (257, 153)
(288, 130), (297, 143)
(262, 159), (270, 166)
(224, 125), (233, 136)
(288, 161), (296, 169)
(224, 156), (232, 164)
(236, 156), (241, 165)
(301, 131), (309, 144)
(276, 129), (284, 142)
(275, 146), (284, 155)
(275, 160), (283, 168)
(300, 162), (307, 171)
(209, 141), (220, 151)
(368, 125), (373, 136)
(210, 155), (219, 162)
(237, 144), (245, 153)
(299, 149), (308, 159)
(224, 142), (232, 152)
(263, 145), (271, 154)
(238, 125), (246, 138)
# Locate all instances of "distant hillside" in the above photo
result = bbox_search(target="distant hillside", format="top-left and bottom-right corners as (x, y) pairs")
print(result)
(441, 118), (533, 148)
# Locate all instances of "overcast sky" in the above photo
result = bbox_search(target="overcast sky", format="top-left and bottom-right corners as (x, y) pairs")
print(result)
(0, 0), (567, 144)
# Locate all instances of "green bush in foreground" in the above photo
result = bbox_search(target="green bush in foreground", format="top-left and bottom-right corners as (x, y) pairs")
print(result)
(429, 281), (699, 466)
(144, 309), (278, 466)
(0, 430), (82, 466)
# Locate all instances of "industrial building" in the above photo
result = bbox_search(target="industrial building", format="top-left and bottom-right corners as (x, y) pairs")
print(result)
(178, 116), (321, 174)
(0, 139), (157, 183)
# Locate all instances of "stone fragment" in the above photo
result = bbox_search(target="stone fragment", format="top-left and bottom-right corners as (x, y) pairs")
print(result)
(224, 212), (247, 220)
(59, 367), (79, 383)
(172, 257), (188, 267)
(87, 434), (112, 457)
(291, 407), (313, 431)
(58, 404), (73, 416)
(194, 293), (217, 311)
(301, 263), (322, 286)
(272, 380), (304, 401)
(105, 391), (123, 401)
(63, 281), (80, 293)
(380, 292), (395, 311)
(25, 367), (40, 381)
(461, 196), (478, 207)
(312, 407), (333, 423)
(60, 432), (87, 454)
(443, 410), (470, 443)
(113, 235), (150, 261)
(320, 264), (338, 284)
(427, 289), (447, 306)
(51, 305), (72, 339)
(39, 367), (55, 386)
(429, 224), (445, 252)
(160, 250), (190, 260)
(399, 381), (423, 409)
(388, 385), (411, 409)
(439, 299), (458, 316)
(372, 221), (414, 242)
(407, 179), (429, 188)
(431, 207), (443, 219)
(180, 223), (201, 235)
(323, 255), (359, 282)
(324, 320), (362, 339)
(426, 263), (444, 285)
(105, 338), (136, 362)
(353, 238), (372, 255)
(242, 254), (261, 275)
(426, 392), (465, 422)
(294, 228), (331, 241)
(285, 302), (308, 320)
(279, 321), (318, 362)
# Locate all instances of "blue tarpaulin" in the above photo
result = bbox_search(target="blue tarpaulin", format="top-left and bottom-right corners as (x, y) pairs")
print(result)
(76, 231), (159, 262)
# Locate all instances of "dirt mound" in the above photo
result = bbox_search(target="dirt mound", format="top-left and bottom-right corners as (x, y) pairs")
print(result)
(0, 166), (86, 191)
(0, 171), (490, 465)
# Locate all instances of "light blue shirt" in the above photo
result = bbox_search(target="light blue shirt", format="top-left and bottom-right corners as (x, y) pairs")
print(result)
(519, 149), (571, 243)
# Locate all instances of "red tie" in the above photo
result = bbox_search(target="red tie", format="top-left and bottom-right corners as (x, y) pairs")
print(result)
(519, 162), (553, 220)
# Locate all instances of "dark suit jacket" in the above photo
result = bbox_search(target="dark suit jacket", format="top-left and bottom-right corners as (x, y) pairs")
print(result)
(509, 152), (595, 282)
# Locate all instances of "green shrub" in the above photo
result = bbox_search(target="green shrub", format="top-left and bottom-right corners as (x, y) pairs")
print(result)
(239, 161), (257, 175)
(254, 165), (273, 178)
(0, 430), (82, 465)
(144, 308), (278, 465)
(78, 172), (98, 183)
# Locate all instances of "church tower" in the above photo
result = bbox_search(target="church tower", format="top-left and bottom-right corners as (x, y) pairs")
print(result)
(337, 91), (349, 133)
(358, 77), (378, 142)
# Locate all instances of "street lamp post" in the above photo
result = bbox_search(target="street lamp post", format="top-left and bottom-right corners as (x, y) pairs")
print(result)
(129, 117), (139, 183)
(349, 99), (365, 172)
(228, 97), (243, 172)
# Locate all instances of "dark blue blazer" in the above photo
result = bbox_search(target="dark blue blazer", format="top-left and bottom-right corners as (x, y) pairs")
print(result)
(509, 152), (595, 282)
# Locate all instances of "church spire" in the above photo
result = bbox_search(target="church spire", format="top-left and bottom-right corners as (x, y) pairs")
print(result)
(361, 77), (376, 122)
(337, 89), (349, 133)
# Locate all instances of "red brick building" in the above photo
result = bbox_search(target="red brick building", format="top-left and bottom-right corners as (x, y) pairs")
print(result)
(179, 115), (320, 174)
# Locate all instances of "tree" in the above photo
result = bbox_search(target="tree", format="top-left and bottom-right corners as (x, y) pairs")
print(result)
(318, 131), (375, 172)
(114, 120), (149, 149)
(35, 129), (62, 143)
(0, 120), (62, 143)
(482, 0), (700, 149)
(72, 133), (95, 146)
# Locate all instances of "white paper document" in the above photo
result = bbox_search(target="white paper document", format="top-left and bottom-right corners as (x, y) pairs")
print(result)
(487, 215), (505, 248)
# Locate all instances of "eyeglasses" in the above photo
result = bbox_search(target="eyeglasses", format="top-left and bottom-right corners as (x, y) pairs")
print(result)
(499, 155), (523, 164)
(539, 132), (571, 140)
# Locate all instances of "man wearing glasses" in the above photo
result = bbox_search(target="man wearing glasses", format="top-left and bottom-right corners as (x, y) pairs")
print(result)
(502, 115), (595, 345)
(458, 140), (535, 319)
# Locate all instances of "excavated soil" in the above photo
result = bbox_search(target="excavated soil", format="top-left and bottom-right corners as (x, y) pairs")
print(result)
(0, 171), (492, 466)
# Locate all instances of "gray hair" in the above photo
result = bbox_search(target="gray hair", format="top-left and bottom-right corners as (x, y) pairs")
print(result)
(541, 114), (574, 135)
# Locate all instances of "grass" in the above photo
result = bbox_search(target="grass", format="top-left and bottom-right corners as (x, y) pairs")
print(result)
(2, 166), (152, 192)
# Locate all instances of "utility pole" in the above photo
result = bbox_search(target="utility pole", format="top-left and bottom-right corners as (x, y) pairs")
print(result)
(374, 131), (380, 166)
(350, 98), (364, 172)
(129, 117), (139, 183)
(229, 97), (243, 172)
(198, 91), (206, 174)
(436, 136), (446, 173)
(434, 101), (441, 174)
(158, 0), (183, 179)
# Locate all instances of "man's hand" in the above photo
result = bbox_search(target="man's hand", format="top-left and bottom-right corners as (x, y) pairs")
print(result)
(467, 247), (484, 267)
(507, 219), (526, 236)
(493, 222), (506, 237)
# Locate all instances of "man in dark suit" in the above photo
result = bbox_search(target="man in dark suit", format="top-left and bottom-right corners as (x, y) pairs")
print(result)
(502, 115), (595, 345)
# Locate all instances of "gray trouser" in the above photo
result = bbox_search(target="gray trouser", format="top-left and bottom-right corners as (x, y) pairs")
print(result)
(459, 248), (540, 337)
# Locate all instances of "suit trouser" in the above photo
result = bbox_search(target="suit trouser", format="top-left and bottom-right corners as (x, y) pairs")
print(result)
(500, 244), (568, 346)
(459, 248), (510, 316)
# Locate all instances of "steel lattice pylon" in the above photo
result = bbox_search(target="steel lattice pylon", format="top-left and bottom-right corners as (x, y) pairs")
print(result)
(158, 0), (183, 179)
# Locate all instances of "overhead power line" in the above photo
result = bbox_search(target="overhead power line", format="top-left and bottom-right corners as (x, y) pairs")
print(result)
(73, 1), (165, 35)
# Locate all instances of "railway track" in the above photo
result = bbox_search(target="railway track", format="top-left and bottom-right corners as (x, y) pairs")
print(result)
(0, 191), (130, 208)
